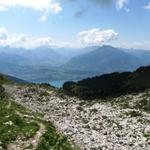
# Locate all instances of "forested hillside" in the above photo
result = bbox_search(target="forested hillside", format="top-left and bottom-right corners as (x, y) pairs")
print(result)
(63, 66), (150, 99)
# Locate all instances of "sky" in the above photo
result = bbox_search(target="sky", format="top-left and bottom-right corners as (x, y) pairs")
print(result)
(0, 0), (150, 49)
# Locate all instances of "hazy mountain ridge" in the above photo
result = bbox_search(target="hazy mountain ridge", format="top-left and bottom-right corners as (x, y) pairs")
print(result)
(0, 73), (28, 84)
(0, 46), (65, 66)
(123, 48), (150, 65)
(0, 45), (150, 82)
(62, 45), (146, 72)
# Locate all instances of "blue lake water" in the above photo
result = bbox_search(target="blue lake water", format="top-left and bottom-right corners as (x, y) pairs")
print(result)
(49, 80), (78, 88)
(49, 80), (67, 88)
(34, 80), (78, 88)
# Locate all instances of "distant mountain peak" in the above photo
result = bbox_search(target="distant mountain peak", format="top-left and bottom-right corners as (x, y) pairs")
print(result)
(100, 45), (115, 49)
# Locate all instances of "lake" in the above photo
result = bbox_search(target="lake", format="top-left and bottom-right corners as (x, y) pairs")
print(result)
(49, 80), (67, 88)
(34, 80), (78, 88)
(50, 80), (78, 88)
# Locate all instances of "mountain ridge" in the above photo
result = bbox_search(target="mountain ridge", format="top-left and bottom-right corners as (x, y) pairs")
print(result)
(1, 45), (150, 82)
(63, 65), (150, 99)
(62, 45), (145, 73)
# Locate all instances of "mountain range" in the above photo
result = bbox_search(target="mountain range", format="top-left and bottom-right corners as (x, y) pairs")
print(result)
(62, 45), (144, 72)
(0, 45), (150, 82)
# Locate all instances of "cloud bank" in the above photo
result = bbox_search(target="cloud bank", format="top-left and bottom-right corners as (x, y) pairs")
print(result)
(0, 27), (52, 49)
(0, 0), (62, 21)
(0, 27), (119, 48)
(0, 0), (130, 21)
(78, 28), (118, 46)
(0, 27), (8, 40)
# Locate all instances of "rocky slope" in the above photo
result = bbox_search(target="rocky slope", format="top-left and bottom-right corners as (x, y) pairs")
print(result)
(0, 85), (78, 150)
(4, 84), (150, 150)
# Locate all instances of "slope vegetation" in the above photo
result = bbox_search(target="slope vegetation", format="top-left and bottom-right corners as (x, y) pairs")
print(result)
(63, 65), (150, 99)
(0, 78), (79, 150)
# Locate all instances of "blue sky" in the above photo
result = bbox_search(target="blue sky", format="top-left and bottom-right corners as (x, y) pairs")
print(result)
(0, 0), (150, 49)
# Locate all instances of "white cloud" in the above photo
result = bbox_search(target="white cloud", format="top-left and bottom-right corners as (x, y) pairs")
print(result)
(0, 4), (6, 11)
(144, 2), (150, 10)
(0, 27), (52, 49)
(0, 27), (8, 40)
(116, 0), (128, 10)
(40, 14), (48, 22)
(0, 0), (62, 21)
(78, 28), (118, 46)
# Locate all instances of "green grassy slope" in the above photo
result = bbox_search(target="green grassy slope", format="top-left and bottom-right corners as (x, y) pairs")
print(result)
(0, 73), (28, 85)
(0, 78), (79, 150)
(0, 97), (78, 150)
